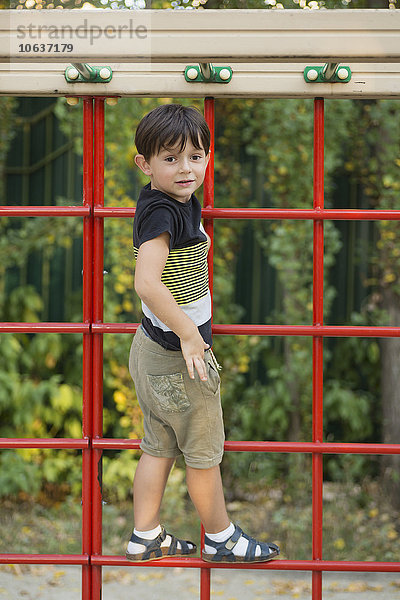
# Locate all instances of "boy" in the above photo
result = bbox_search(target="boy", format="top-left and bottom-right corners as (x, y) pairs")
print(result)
(126, 103), (279, 563)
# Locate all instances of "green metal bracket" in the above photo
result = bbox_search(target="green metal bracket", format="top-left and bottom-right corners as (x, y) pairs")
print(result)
(65, 63), (113, 83)
(304, 64), (352, 84)
(184, 64), (233, 84)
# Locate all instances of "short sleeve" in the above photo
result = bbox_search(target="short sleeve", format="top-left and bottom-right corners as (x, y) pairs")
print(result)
(136, 204), (182, 250)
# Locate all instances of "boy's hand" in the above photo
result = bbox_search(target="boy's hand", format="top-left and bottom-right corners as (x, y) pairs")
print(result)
(181, 332), (209, 381)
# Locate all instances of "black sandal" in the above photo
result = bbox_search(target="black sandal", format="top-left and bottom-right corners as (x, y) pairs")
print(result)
(126, 526), (197, 562)
(202, 524), (279, 563)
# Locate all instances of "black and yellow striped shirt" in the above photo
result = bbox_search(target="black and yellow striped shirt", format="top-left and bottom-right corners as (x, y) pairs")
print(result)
(133, 184), (212, 351)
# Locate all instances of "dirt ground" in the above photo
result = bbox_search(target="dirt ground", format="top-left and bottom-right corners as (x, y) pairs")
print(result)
(1, 564), (400, 600)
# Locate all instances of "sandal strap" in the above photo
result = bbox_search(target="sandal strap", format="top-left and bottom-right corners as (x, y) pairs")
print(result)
(129, 527), (195, 559)
(167, 534), (191, 555)
(167, 534), (177, 555)
(245, 536), (257, 561)
(129, 527), (167, 560)
(204, 524), (279, 562)
(241, 532), (279, 561)
(267, 542), (280, 553)
(204, 525), (244, 562)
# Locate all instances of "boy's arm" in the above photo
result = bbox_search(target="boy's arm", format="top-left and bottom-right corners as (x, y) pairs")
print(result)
(135, 231), (209, 381)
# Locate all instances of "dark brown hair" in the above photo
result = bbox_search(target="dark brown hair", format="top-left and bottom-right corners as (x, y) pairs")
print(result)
(135, 104), (210, 160)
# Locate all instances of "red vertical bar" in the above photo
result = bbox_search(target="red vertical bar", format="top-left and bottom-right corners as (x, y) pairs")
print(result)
(92, 97), (105, 600)
(204, 97), (215, 305)
(200, 97), (215, 600)
(82, 97), (93, 600)
(312, 98), (324, 600)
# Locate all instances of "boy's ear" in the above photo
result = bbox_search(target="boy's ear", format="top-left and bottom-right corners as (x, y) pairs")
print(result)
(134, 154), (152, 176)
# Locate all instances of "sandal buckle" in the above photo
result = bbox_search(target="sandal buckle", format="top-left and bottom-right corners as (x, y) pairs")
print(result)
(225, 537), (237, 550)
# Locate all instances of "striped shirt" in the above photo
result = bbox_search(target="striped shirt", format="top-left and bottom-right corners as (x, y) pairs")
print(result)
(133, 184), (212, 351)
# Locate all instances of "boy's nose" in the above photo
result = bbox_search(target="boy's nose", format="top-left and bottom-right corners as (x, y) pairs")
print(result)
(180, 159), (191, 172)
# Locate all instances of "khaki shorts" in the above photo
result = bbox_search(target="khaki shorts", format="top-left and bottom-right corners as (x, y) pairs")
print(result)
(129, 326), (225, 469)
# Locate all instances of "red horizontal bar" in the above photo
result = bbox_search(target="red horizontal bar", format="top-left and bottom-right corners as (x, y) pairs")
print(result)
(0, 323), (89, 333)
(0, 438), (89, 449)
(93, 556), (400, 572)
(94, 207), (135, 218)
(0, 554), (89, 565)
(93, 437), (400, 455)
(92, 438), (141, 449)
(92, 323), (139, 334)
(91, 323), (400, 338)
(202, 208), (400, 221)
(224, 441), (400, 454)
(3, 323), (398, 337)
(0, 206), (90, 217)
(93, 207), (400, 221)
(1, 553), (398, 571)
(93, 439), (400, 455)
(213, 324), (400, 338)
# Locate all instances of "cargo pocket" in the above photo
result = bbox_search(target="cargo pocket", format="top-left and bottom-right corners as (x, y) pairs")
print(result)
(147, 373), (190, 413)
(205, 361), (221, 395)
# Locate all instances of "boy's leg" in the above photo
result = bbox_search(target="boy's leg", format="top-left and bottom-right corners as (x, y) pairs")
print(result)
(186, 464), (230, 533)
(133, 452), (175, 530)
(187, 464), (279, 562)
(127, 452), (196, 560)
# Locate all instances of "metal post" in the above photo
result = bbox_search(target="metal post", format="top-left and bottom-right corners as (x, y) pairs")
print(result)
(199, 63), (214, 81)
(200, 96), (215, 600)
(204, 97), (215, 307)
(312, 97), (325, 600)
(92, 97), (105, 600)
(71, 63), (97, 81)
(82, 97), (94, 600)
(322, 62), (339, 81)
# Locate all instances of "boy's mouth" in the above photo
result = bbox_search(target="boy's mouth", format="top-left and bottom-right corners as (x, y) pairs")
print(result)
(177, 179), (194, 185)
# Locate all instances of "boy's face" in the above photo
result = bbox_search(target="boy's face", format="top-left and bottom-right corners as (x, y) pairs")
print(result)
(135, 138), (210, 204)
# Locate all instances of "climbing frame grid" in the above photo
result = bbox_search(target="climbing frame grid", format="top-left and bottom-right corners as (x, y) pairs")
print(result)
(1, 8), (400, 600)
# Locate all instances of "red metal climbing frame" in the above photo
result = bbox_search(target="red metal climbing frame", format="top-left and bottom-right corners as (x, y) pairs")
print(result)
(1, 96), (400, 600)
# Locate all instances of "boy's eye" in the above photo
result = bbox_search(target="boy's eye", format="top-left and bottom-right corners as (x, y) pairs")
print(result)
(164, 156), (176, 162)
(192, 155), (202, 160)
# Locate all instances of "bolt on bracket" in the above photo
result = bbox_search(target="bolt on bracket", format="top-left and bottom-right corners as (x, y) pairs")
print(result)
(65, 64), (113, 83)
(304, 64), (351, 84)
(184, 63), (233, 83)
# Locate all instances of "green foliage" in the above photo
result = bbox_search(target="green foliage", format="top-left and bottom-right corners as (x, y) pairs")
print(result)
(2, 85), (400, 503)
(208, 96), (399, 492)
(357, 102), (400, 296)
(0, 279), (84, 498)
(212, 99), (342, 480)
(0, 451), (41, 497)
(103, 450), (138, 502)
(0, 98), (18, 199)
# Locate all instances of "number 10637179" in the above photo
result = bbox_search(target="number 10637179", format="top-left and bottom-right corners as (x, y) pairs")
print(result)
(18, 43), (73, 53)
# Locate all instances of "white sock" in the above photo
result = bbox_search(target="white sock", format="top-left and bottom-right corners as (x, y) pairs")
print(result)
(135, 525), (163, 539)
(205, 522), (262, 558)
(127, 525), (194, 555)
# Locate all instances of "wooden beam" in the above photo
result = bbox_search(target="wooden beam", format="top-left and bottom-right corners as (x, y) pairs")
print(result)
(1, 9), (400, 64)
(2, 62), (400, 99)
